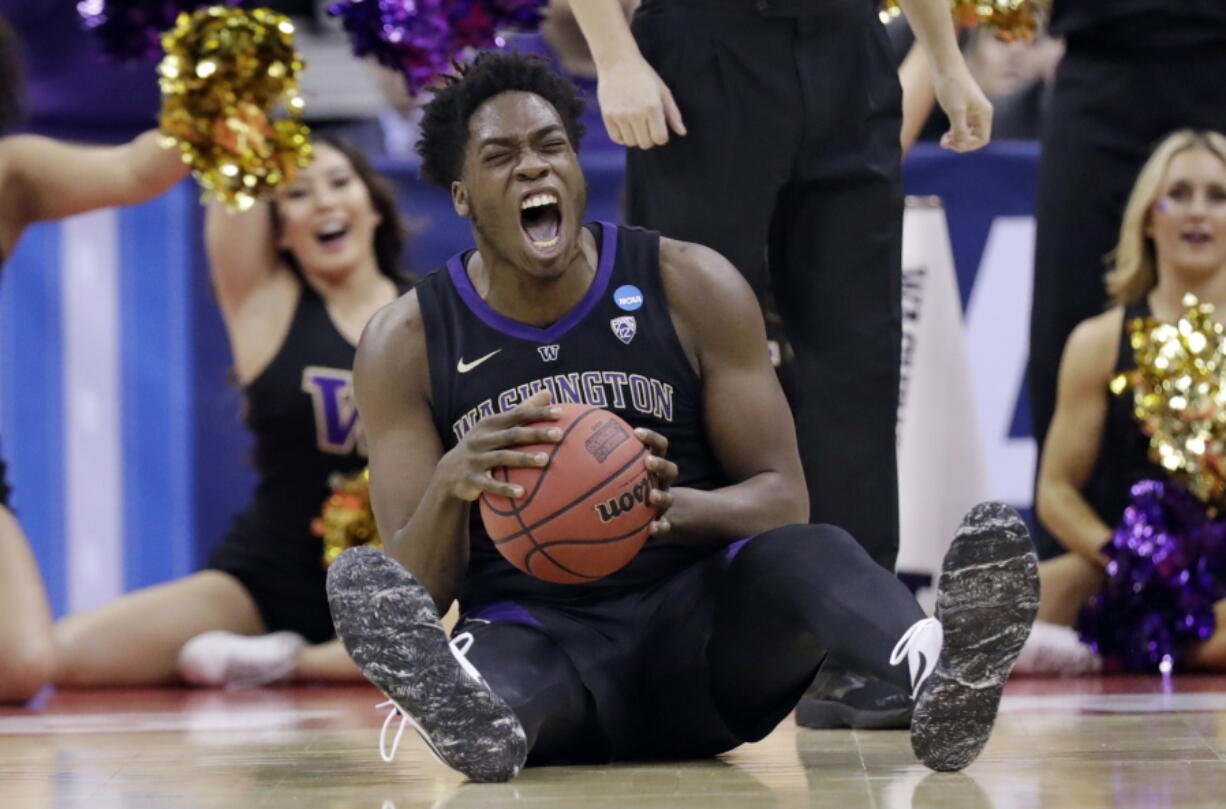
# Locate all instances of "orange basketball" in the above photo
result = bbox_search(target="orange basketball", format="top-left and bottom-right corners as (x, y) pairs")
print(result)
(479, 404), (654, 584)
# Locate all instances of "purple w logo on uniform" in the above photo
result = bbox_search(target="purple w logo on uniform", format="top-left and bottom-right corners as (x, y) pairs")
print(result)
(301, 367), (365, 456)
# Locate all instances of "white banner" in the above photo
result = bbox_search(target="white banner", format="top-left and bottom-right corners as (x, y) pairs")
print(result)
(897, 198), (990, 611)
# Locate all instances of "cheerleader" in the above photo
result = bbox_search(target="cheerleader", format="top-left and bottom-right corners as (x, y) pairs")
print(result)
(1023, 129), (1226, 674)
(53, 137), (412, 689)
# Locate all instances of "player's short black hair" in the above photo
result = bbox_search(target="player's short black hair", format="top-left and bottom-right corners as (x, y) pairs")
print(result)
(0, 13), (27, 134)
(417, 51), (586, 189)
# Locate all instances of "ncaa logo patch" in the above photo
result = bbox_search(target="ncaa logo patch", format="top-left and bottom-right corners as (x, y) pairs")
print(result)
(611, 316), (637, 345)
(613, 284), (644, 311)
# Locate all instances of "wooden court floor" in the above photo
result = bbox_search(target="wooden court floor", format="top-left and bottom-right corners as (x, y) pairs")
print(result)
(2, 676), (1226, 809)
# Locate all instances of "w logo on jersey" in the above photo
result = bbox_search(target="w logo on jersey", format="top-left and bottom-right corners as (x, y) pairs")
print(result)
(611, 316), (637, 345)
(302, 366), (365, 455)
(537, 344), (561, 362)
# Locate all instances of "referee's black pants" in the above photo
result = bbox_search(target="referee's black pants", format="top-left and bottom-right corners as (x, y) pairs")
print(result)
(1028, 39), (1226, 559)
(624, 0), (904, 571)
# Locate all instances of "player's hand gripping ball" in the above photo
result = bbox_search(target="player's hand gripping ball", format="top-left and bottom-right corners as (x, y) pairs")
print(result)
(480, 404), (655, 583)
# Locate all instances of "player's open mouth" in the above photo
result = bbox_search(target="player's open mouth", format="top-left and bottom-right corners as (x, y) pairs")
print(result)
(521, 191), (562, 252)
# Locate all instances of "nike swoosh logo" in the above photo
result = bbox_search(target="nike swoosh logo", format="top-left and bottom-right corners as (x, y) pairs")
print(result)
(457, 349), (501, 374)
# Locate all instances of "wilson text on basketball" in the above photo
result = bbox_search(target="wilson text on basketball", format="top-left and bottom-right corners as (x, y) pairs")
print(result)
(594, 475), (653, 524)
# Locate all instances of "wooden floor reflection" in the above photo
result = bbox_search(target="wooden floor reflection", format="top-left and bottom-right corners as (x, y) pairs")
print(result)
(3, 677), (1226, 809)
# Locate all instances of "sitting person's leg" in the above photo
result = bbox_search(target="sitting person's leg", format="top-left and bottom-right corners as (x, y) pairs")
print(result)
(54, 570), (265, 688)
(328, 547), (599, 781)
(460, 619), (604, 764)
(0, 505), (55, 702)
(706, 504), (1038, 771)
(1011, 553), (1105, 677)
(177, 558), (365, 688)
(1037, 552), (1105, 626)
(706, 523), (924, 741)
(622, 525), (922, 760)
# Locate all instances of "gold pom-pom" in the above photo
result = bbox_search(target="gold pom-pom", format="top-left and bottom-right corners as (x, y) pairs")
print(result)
(880, 0), (1048, 42)
(312, 468), (382, 567)
(1115, 294), (1226, 509)
(158, 7), (311, 211)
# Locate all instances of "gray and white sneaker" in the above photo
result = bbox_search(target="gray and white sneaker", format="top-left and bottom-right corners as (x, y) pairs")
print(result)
(893, 502), (1039, 772)
(327, 546), (527, 782)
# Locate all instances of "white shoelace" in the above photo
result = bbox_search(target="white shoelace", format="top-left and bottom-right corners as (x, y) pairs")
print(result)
(888, 617), (944, 699)
(377, 631), (480, 764)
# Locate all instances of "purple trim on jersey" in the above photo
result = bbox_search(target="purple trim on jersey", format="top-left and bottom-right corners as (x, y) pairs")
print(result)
(726, 537), (751, 560)
(445, 222), (619, 345)
(462, 600), (544, 629)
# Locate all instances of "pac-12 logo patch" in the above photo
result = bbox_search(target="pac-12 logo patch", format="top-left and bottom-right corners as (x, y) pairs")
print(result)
(611, 316), (637, 344)
(613, 284), (644, 311)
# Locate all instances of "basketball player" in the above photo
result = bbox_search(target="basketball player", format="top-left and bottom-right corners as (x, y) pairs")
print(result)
(326, 53), (1038, 781)
(0, 12), (189, 702)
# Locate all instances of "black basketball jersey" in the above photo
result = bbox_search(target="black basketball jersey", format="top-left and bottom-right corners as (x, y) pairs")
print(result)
(416, 222), (729, 609)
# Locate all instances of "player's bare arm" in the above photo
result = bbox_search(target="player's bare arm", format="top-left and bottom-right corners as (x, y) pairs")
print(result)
(652, 237), (809, 548)
(354, 292), (562, 612)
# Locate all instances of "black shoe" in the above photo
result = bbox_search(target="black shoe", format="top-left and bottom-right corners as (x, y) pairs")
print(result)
(795, 664), (914, 730)
(906, 502), (1039, 772)
(327, 546), (527, 782)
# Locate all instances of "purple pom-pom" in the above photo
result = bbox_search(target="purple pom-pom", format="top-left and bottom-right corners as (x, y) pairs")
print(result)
(327, 0), (452, 93)
(78, 1), (247, 62)
(1077, 479), (1226, 672)
(328, 0), (547, 94)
